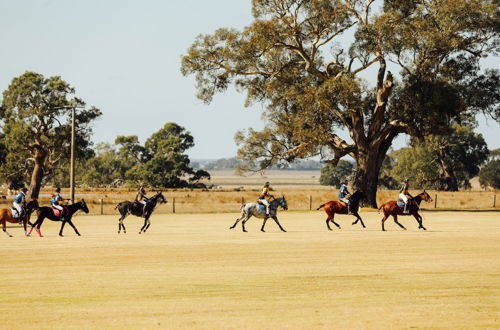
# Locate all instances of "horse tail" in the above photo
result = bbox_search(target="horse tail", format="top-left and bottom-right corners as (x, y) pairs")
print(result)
(114, 202), (123, 210)
(316, 203), (326, 210)
(378, 203), (385, 213)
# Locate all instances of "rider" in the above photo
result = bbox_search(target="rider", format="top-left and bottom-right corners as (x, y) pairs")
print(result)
(135, 184), (148, 216)
(258, 182), (274, 217)
(13, 187), (28, 223)
(50, 187), (66, 221)
(338, 179), (352, 214)
(399, 179), (413, 214)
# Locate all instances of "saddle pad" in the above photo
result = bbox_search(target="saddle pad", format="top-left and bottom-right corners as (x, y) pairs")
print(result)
(397, 200), (405, 207)
(11, 209), (19, 218)
(258, 204), (266, 211)
(52, 208), (61, 217)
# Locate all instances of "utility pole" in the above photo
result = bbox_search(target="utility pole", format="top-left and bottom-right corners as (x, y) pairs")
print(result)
(70, 105), (76, 202)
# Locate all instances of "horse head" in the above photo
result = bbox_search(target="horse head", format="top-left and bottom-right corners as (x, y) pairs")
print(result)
(156, 192), (167, 204)
(279, 195), (288, 211)
(420, 190), (433, 202)
(80, 199), (90, 214)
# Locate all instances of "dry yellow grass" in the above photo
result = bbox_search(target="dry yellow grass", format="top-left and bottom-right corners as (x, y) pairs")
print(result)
(1, 211), (499, 329)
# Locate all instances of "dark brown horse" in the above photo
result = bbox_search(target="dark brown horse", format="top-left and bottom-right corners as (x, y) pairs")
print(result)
(378, 191), (433, 231)
(316, 191), (365, 230)
(0, 200), (39, 237)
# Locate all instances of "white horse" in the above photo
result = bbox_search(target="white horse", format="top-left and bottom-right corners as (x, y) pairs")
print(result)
(230, 196), (288, 232)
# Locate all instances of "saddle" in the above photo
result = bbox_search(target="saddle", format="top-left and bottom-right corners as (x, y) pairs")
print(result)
(52, 206), (69, 218)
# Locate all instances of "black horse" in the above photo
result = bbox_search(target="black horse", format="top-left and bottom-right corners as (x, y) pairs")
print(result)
(28, 200), (89, 237)
(115, 192), (167, 234)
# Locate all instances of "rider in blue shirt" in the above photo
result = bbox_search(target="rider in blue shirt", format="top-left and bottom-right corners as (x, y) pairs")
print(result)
(50, 187), (66, 220)
(338, 179), (352, 214)
(13, 187), (27, 222)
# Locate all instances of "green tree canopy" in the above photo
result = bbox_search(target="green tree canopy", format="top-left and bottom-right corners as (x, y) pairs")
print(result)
(479, 160), (500, 189)
(319, 159), (353, 187)
(0, 71), (101, 198)
(182, 0), (499, 207)
(126, 123), (210, 188)
(390, 124), (489, 190)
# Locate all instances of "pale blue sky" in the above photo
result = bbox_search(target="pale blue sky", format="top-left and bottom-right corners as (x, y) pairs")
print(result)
(1, 0), (498, 159)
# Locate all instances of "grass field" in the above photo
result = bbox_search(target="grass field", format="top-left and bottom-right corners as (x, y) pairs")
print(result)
(1, 211), (499, 329)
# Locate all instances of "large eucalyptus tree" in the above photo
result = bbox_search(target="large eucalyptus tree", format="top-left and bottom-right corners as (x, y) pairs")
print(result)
(182, 0), (499, 207)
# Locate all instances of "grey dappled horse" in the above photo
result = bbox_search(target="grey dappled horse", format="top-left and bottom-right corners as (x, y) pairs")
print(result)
(230, 196), (288, 232)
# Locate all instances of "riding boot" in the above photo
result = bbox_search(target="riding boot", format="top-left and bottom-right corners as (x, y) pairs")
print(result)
(265, 206), (270, 217)
(404, 203), (408, 214)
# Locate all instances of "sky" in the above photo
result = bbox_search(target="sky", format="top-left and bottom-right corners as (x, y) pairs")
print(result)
(0, 0), (499, 159)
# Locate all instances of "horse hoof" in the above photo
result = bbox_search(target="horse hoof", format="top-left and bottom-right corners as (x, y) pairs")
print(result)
(59, 234), (63, 237)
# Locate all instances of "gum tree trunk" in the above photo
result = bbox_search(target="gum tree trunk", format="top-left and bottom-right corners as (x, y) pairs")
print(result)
(29, 147), (47, 199)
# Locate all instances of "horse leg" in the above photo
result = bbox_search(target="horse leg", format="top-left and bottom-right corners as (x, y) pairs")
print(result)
(230, 212), (244, 229)
(415, 213), (426, 230)
(331, 216), (341, 229)
(272, 216), (286, 232)
(67, 220), (81, 236)
(242, 215), (251, 232)
(352, 212), (366, 228)
(261, 217), (268, 232)
(139, 218), (148, 234)
(393, 214), (407, 230)
(118, 213), (128, 234)
(143, 218), (151, 233)
(326, 217), (333, 231)
(2, 220), (12, 237)
(381, 213), (388, 231)
(59, 221), (67, 237)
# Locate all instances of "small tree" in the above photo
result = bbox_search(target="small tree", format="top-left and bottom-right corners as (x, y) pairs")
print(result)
(479, 160), (500, 189)
(319, 160), (353, 187)
(126, 123), (211, 187)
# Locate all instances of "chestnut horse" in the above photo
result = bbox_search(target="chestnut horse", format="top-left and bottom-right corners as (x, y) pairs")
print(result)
(378, 191), (433, 231)
(316, 190), (365, 231)
(0, 200), (39, 237)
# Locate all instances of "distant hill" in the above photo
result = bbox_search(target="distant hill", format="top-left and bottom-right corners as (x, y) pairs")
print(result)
(192, 157), (322, 171)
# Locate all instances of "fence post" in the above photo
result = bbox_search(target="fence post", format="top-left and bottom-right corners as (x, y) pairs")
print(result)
(100, 199), (103, 215)
(434, 194), (438, 209)
(494, 194), (496, 208)
(309, 195), (312, 211)
(241, 197), (244, 205)
(172, 197), (176, 214)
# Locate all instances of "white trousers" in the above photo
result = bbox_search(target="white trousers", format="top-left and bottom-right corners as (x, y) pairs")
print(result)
(13, 202), (22, 217)
(399, 194), (408, 203)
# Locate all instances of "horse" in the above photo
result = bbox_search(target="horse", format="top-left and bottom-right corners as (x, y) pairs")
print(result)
(229, 196), (288, 232)
(27, 200), (90, 237)
(378, 190), (433, 231)
(0, 200), (39, 237)
(114, 192), (167, 234)
(316, 190), (365, 231)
